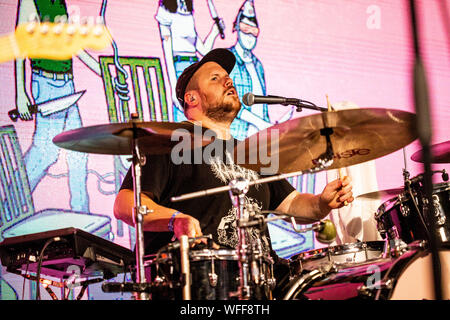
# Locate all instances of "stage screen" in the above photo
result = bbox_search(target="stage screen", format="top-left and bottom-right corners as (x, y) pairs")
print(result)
(0, 0), (448, 300)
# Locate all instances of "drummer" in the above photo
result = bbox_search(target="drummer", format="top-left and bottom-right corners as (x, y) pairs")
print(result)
(114, 48), (354, 297)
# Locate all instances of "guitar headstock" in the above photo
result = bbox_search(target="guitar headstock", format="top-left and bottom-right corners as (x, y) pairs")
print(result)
(12, 21), (112, 60)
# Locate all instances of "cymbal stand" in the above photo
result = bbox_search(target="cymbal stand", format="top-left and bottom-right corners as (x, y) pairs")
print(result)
(130, 121), (152, 300)
(228, 178), (251, 300)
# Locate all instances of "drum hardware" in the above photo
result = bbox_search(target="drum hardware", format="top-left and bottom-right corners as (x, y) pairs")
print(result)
(389, 238), (409, 258)
(228, 177), (252, 300)
(431, 195), (446, 226)
(179, 235), (191, 300)
(283, 240), (450, 300)
(283, 263), (335, 300)
(129, 115), (152, 300)
(398, 193), (411, 217)
(208, 257), (218, 287)
(358, 278), (394, 298)
(289, 241), (387, 276)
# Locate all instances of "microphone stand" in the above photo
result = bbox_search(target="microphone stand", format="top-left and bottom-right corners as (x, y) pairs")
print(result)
(269, 95), (328, 113)
(408, 0), (442, 300)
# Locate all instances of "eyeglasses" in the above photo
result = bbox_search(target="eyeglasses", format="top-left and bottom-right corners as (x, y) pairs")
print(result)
(239, 22), (259, 37)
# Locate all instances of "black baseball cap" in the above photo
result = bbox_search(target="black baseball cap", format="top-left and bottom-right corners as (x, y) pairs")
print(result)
(175, 48), (236, 107)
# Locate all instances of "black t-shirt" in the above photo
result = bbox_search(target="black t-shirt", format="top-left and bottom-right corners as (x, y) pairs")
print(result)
(119, 126), (295, 255)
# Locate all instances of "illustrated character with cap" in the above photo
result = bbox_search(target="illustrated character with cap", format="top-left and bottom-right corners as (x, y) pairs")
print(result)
(155, 0), (225, 123)
(114, 48), (354, 299)
(228, 0), (293, 141)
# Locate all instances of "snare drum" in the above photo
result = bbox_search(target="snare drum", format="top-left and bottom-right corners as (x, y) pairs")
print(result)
(376, 181), (450, 244)
(146, 247), (274, 300)
(289, 241), (386, 274)
(284, 241), (450, 300)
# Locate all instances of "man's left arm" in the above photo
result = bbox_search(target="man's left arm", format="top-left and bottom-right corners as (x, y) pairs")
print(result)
(276, 177), (354, 222)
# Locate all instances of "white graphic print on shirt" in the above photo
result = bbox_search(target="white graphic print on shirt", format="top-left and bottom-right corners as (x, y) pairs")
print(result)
(210, 152), (270, 253)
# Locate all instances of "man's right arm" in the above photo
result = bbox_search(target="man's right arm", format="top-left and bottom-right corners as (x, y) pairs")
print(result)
(114, 189), (203, 240)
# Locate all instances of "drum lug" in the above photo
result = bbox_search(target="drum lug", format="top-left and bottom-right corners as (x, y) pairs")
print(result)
(358, 279), (394, 297)
(389, 238), (409, 257)
(209, 257), (218, 287)
(398, 194), (410, 217)
(208, 272), (218, 287)
(387, 226), (400, 242)
(431, 195), (446, 226)
(266, 277), (277, 290)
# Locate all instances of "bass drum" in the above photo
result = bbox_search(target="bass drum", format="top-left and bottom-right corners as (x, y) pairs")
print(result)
(284, 242), (450, 300)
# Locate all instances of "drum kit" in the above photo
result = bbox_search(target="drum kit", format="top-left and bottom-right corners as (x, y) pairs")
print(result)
(52, 107), (450, 300)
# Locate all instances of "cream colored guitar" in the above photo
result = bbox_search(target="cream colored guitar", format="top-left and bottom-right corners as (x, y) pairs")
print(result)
(0, 21), (111, 63)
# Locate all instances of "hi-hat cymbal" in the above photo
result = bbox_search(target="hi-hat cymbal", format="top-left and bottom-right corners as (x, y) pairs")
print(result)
(234, 108), (417, 174)
(357, 188), (404, 200)
(53, 121), (212, 155)
(411, 140), (450, 163)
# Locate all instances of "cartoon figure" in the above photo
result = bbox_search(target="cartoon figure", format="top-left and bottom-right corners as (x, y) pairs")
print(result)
(15, 0), (101, 213)
(155, 0), (224, 122)
(228, 0), (293, 141)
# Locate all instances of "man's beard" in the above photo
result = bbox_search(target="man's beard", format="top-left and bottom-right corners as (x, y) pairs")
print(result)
(205, 100), (241, 122)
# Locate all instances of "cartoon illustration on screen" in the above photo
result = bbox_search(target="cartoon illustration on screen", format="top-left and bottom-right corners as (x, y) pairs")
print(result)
(14, 0), (102, 213)
(228, 0), (294, 141)
(155, 0), (225, 122)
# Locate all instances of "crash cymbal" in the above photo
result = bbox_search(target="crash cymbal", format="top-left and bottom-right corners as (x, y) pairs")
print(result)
(53, 121), (212, 155)
(357, 188), (404, 200)
(411, 140), (450, 163)
(234, 108), (417, 174)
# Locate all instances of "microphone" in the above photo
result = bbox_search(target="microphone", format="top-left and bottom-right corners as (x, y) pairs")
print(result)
(242, 93), (300, 106)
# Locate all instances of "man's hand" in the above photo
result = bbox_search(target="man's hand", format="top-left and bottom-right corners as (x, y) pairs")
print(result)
(16, 91), (33, 120)
(173, 213), (203, 240)
(319, 176), (354, 214)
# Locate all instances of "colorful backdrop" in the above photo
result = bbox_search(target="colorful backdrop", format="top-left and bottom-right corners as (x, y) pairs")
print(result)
(0, 0), (449, 300)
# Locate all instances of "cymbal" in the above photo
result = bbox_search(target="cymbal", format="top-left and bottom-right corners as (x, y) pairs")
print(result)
(53, 121), (212, 155)
(234, 108), (417, 174)
(356, 188), (404, 200)
(411, 140), (450, 163)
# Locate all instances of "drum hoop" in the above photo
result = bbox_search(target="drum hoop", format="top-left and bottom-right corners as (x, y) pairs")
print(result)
(432, 182), (450, 193)
(189, 248), (238, 261)
(375, 192), (415, 219)
(298, 241), (386, 261)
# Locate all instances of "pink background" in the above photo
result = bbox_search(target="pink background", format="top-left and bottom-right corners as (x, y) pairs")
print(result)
(0, 0), (449, 299)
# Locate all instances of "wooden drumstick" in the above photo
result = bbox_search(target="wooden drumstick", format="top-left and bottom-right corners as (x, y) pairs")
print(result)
(326, 94), (348, 206)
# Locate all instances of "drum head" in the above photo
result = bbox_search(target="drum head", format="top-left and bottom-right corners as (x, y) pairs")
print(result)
(290, 241), (386, 273)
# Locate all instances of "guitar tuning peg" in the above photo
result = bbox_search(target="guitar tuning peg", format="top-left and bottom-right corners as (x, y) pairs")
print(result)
(52, 24), (63, 35)
(39, 23), (49, 35)
(79, 25), (89, 36)
(93, 25), (104, 37)
(26, 22), (36, 34)
(66, 24), (76, 36)
(95, 16), (105, 25)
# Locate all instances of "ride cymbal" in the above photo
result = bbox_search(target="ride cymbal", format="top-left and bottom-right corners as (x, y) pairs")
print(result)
(234, 108), (418, 174)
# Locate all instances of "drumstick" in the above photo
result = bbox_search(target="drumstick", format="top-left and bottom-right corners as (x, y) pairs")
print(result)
(326, 95), (348, 206)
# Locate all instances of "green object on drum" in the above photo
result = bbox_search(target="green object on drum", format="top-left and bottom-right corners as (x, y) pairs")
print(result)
(316, 219), (336, 243)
